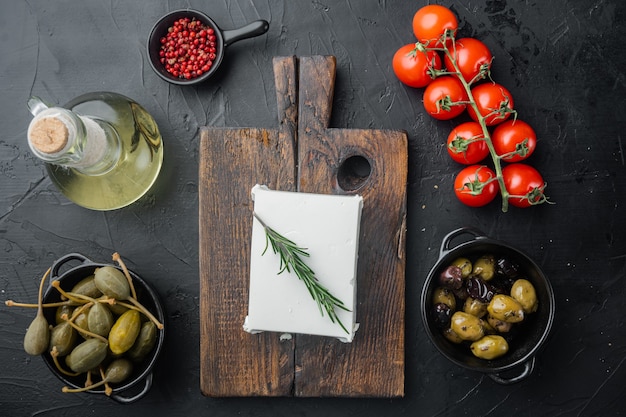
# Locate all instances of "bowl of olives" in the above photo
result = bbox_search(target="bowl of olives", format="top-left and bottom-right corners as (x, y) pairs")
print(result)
(421, 227), (555, 384)
(35, 253), (165, 403)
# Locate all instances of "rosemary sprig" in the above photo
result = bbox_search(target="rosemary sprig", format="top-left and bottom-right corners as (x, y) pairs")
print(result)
(253, 212), (351, 334)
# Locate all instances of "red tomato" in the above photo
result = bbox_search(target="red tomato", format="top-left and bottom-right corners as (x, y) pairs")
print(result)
(454, 165), (499, 207)
(492, 119), (537, 162)
(444, 38), (493, 83)
(502, 163), (546, 208)
(467, 83), (515, 126)
(392, 43), (442, 88)
(447, 122), (489, 164)
(413, 5), (458, 47)
(423, 76), (468, 120)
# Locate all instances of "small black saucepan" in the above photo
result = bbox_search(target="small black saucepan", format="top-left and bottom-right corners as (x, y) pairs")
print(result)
(147, 9), (269, 85)
(421, 227), (555, 384)
(41, 253), (165, 403)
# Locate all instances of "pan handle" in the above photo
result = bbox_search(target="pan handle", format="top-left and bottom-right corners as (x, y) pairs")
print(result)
(50, 253), (93, 280)
(438, 227), (487, 258)
(222, 20), (269, 47)
(110, 373), (153, 404)
(488, 357), (536, 385)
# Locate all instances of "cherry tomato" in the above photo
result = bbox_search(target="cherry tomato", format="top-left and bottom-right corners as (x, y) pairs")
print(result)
(467, 83), (515, 126)
(392, 44), (442, 88)
(454, 165), (499, 207)
(447, 122), (489, 164)
(502, 163), (546, 208)
(423, 76), (468, 120)
(413, 5), (458, 47)
(444, 38), (493, 83)
(492, 119), (537, 162)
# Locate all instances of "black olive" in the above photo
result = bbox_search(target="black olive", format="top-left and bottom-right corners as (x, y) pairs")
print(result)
(452, 285), (469, 302)
(438, 265), (463, 290)
(466, 277), (496, 303)
(495, 257), (520, 279)
(432, 303), (453, 329)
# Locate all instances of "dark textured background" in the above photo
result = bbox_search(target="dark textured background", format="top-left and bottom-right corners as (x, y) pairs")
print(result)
(1, 0), (624, 415)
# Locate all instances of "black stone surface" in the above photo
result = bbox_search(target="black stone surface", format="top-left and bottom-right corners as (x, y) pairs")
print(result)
(1, 1), (624, 416)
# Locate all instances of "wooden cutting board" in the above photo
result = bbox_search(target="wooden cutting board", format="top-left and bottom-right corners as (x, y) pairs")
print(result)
(199, 55), (407, 397)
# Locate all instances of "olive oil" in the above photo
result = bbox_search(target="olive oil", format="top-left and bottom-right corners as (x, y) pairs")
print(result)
(27, 92), (163, 210)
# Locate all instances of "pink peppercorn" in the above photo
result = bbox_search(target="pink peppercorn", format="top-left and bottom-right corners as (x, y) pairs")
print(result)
(159, 18), (218, 80)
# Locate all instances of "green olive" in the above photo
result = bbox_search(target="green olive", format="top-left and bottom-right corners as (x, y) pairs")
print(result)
(487, 294), (525, 323)
(480, 318), (497, 334)
(442, 327), (463, 344)
(470, 335), (509, 360)
(510, 278), (538, 313)
(463, 297), (488, 318)
(472, 254), (496, 281)
(487, 315), (512, 333)
(450, 311), (484, 341)
(432, 287), (456, 310)
(451, 257), (472, 278)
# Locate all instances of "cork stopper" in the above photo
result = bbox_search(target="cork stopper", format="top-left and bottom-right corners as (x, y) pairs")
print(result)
(28, 116), (69, 154)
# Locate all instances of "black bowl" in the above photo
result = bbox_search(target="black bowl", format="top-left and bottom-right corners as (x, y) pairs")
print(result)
(421, 228), (555, 384)
(41, 253), (165, 403)
(147, 9), (269, 85)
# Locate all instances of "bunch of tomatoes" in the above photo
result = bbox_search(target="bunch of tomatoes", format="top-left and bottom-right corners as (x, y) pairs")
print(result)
(393, 5), (549, 212)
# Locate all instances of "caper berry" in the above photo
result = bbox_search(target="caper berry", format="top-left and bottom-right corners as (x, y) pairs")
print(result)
(127, 321), (157, 362)
(49, 321), (77, 357)
(23, 314), (50, 356)
(70, 275), (102, 299)
(94, 266), (130, 300)
(66, 338), (108, 373)
(87, 302), (114, 337)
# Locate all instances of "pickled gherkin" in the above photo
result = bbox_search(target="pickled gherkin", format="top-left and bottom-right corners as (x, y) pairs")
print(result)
(109, 309), (141, 355)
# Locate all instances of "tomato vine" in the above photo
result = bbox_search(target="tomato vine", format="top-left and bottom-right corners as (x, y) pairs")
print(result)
(393, 5), (551, 212)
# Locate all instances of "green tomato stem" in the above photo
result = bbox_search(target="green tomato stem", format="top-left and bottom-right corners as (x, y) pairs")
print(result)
(436, 34), (510, 212)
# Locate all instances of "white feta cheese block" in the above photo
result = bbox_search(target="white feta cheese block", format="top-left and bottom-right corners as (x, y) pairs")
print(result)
(243, 184), (363, 342)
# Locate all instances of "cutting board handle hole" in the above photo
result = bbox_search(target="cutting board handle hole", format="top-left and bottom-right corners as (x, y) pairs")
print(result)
(337, 155), (371, 192)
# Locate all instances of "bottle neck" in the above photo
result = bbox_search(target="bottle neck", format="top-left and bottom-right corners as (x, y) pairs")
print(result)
(27, 107), (121, 175)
